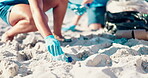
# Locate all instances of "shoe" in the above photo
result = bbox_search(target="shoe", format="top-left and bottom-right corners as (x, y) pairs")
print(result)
(62, 25), (76, 31)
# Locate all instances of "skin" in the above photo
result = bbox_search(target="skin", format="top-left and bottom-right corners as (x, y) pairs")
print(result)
(2, 0), (68, 42)
(82, 0), (102, 30)
(81, 0), (94, 5)
(67, 0), (102, 31)
(70, 15), (102, 30)
(69, 0), (94, 26)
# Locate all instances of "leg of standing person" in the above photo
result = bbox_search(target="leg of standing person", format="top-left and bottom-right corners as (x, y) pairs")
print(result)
(2, 0), (68, 42)
(52, 0), (68, 41)
(87, 6), (106, 30)
(62, 15), (83, 31)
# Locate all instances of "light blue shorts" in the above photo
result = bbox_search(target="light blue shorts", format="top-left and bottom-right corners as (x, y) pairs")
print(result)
(0, 5), (13, 25)
(87, 6), (106, 26)
(0, 0), (29, 25)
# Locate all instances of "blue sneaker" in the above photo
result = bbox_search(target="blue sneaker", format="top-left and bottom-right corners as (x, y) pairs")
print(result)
(62, 25), (76, 31)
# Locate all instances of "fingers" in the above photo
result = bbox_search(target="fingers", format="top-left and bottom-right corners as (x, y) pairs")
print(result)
(58, 46), (64, 55)
(48, 45), (55, 56)
(81, 0), (93, 5)
(56, 41), (64, 55)
(54, 45), (58, 56)
(45, 37), (64, 56)
(47, 41), (64, 56)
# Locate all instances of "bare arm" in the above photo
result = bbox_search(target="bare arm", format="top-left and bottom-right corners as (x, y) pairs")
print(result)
(81, 0), (94, 5)
(28, 0), (52, 37)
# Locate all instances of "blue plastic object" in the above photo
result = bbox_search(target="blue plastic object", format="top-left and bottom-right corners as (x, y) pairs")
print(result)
(67, 57), (73, 62)
(113, 38), (128, 45)
(44, 35), (64, 56)
(68, 1), (87, 15)
(62, 25), (76, 31)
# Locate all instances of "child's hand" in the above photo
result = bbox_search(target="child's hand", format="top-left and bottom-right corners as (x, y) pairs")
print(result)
(81, 0), (94, 5)
(68, 1), (87, 15)
(44, 35), (64, 56)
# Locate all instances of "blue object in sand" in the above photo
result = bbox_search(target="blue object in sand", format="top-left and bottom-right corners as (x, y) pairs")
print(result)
(68, 1), (87, 15)
(62, 25), (76, 31)
(113, 38), (128, 45)
(86, 0), (108, 8)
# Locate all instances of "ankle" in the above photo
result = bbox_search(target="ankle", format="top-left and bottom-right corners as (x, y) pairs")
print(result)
(89, 24), (102, 30)
(53, 33), (64, 41)
(2, 32), (14, 42)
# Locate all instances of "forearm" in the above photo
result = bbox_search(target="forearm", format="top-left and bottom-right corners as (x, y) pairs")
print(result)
(53, 0), (68, 36)
(32, 10), (52, 37)
(29, 0), (52, 37)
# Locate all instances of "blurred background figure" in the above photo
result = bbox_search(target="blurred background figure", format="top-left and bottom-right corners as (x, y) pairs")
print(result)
(62, 0), (109, 31)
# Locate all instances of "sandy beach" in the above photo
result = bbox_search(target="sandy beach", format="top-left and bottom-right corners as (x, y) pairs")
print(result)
(0, 10), (148, 78)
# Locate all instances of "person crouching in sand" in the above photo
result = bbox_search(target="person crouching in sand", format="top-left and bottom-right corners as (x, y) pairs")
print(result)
(0, 0), (72, 62)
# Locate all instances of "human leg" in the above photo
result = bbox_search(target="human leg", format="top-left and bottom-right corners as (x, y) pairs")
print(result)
(52, 0), (68, 41)
(87, 6), (106, 30)
(2, 0), (65, 42)
(62, 15), (82, 31)
(71, 15), (83, 26)
(2, 4), (38, 42)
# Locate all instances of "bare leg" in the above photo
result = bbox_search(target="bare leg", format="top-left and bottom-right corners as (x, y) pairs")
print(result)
(71, 15), (82, 25)
(2, 4), (38, 42)
(89, 23), (102, 30)
(52, 0), (68, 40)
(2, 0), (60, 42)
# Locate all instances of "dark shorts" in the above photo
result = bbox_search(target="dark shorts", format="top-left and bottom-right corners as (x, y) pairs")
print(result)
(87, 6), (106, 26)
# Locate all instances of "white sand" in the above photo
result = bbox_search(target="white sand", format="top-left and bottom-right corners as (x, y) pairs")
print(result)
(0, 11), (148, 78)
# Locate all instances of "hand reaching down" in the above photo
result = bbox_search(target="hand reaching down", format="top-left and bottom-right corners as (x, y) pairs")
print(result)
(44, 35), (73, 62)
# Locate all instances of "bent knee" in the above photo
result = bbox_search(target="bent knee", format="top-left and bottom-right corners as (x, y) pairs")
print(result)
(23, 19), (37, 31)
(9, 4), (31, 25)
(16, 17), (37, 31)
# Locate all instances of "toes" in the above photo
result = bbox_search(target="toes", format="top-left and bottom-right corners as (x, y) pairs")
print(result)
(1, 33), (13, 42)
